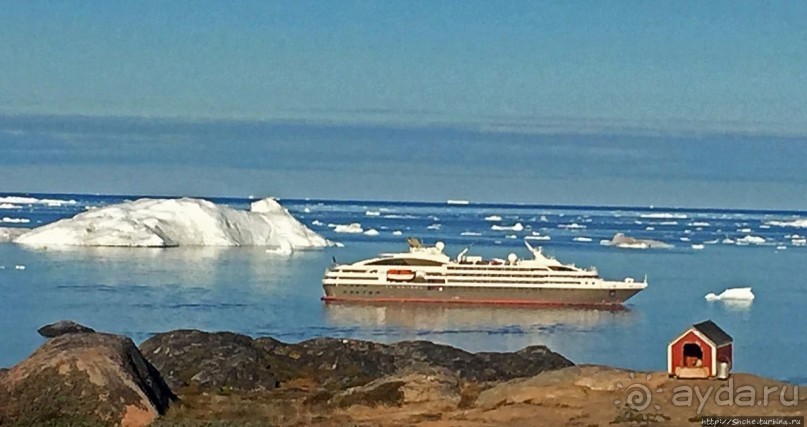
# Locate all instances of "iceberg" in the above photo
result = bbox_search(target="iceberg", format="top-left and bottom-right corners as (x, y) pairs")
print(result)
(639, 213), (687, 219)
(604, 233), (673, 249)
(736, 235), (765, 245)
(333, 223), (364, 234)
(363, 228), (379, 236)
(573, 236), (592, 242)
(767, 218), (807, 228)
(484, 215), (502, 221)
(1, 217), (30, 224)
(0, 196), (77, 207)
(705, 287), (755, 302)
(13, 197), (332, 248)
(491, 223), (524, 231)
(0, 203), (21, 209)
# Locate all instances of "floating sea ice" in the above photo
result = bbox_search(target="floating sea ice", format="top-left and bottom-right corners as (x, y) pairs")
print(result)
(0, 203), (21, 209)
(526, 233), (550, 241)
(505, 234), (517, 239)
(363, 229), (379, 236)
(766, 218), (807, 228)
(705, 287), (755, 302)
(491, 223), (523, 231)
(759, 224), (770, 229)
(484, 215), (502, 221)
(14, 265), (25, 270)
(446, 200), (469, 205)
(690, 222), (711, 227)
(639, 213), (688, 219)
(573, 236), (592, 242)
(392, 230), (403, 236)
(365, 210), (381, 217)
(539, 215), (549, 222)
(691, 244), (704, 250)
(737, 228), (752, 233)
(1, 217), (30, 224)
(558, 223), (586, 229)
(645, 227), (655, 231)
(460, 231), (482, 236)
(426, 224), (441, 230)
(722, 238), (735, 244)
(736, 235), (765, 245)
(303, 207), (311, 213)
(334, 223), (364, 233)
(311, 220), (324, 226)
(777, 245), (787, 250)
(680, 237), (690, 242)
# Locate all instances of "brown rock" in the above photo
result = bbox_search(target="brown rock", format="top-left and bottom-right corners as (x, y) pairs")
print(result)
(332, 366), (462, 408)
(0, 332), (175, 426)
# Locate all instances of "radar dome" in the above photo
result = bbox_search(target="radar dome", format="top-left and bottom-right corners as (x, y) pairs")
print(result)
(507, 253), (518, 262)
(435, 241), (445, 251)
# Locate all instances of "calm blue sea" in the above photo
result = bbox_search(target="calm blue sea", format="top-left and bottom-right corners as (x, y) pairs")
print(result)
(1, 193), (805, 384)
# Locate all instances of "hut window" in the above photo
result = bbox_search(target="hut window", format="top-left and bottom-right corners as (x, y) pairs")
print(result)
(683, 343), (704, 367)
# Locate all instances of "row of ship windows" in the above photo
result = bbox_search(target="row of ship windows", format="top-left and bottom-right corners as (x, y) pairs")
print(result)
(344, 290), (382, 295)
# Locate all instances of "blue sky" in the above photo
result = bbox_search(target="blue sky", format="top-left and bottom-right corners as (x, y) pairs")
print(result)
(1, 1), (805, 133)
(1, 2), (806, 208)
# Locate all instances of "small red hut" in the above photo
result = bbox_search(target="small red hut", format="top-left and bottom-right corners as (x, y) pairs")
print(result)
(668, 320), (733, 379)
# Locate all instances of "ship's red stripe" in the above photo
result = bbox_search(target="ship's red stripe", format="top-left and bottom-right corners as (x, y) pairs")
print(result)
(321, 296), (623, 308)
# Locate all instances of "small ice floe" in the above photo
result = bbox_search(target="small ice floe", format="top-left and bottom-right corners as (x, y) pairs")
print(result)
(658, 221), (678, 226)
(15, 264), (26, 270)
(691, 244), (705, 250)
(645, 226), (655, 231)
(690, 221), (711, 227)
(767, 218), (807, 228)
(737, 228), (752, 233)
(759, 224), (770, 229)
(776, 245), (787, 250)
(680, 237), (690, 242)
(311, 220), (324, 226)
(526, 233), (550, 241)
(604, 233), (673, 249)
(639, 212), (687, 219)
(558, 223), (586, 229)
(363, 229), (379, 236)
(484, 215), (502, 221)
(1, 217), (30, 224)
(303, 207), (311, 213)
(446, 199), (469, 205)
(333, 223), (364, 234)
(0, 196), (77, 207)
(460, 231), (482, 237)
(365, 210), (381, 217)
(392, 230), (403, 236)
(736, 235), (765, 245)
(539, 215), (549, 222)
(0, 203), (21, 209)
(722, 238), (735, 244)
(704, 239), (719, 245)
(573, 236), (592, 242)
(491, 223), (524, 231)
(705, 287), (755, 302)
(426, 224), (441, 230)
(505, 234), (517, 239)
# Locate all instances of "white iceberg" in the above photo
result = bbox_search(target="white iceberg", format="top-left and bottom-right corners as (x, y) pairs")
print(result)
(446, 199), (469, 205)
(767, 218), (807, 228)
(736, 235), (765, 245)
(1, 217), (30, 224)
(13, 197), (332, 248)
(392, 230), (403, 236)
(333, 223), (364, 234)
(484, 215), (502, 221)
(558, 223), (586, 229)
(0, 203), (21, 209)
(460, 231), (482, 236)
(0, 196), (77, 207)
(573, 236), (592, 242)
(705, 287), (755, 302)
(604, 233), (673, 249)
(426, 224), (441, 230)
(363, 228), (379, 236)
(639, 213), (687, 219)
(491, 222), (524, 231)
(365, 210), (381, 217)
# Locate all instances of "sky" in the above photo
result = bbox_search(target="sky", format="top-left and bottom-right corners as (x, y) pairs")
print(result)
(1, 2), (806, 208)
(1, 1), (806, 132)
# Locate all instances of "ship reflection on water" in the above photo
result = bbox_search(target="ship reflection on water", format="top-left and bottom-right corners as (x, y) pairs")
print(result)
(322, 302), (637, 353)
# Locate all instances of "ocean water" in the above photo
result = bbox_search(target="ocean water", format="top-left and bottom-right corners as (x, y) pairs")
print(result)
(1, 193), (806, 384)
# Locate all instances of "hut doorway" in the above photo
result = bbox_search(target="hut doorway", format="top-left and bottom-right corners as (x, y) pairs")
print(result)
(683, 343), (703, 367)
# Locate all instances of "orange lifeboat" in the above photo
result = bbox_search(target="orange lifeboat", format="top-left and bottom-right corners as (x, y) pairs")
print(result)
(386, 269), (416, 282)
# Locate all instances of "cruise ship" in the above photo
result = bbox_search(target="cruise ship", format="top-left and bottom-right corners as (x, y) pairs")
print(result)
(322, 238), (647, 307)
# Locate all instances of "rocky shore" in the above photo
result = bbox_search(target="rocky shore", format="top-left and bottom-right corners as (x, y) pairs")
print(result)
(0, 321), (804, 426)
